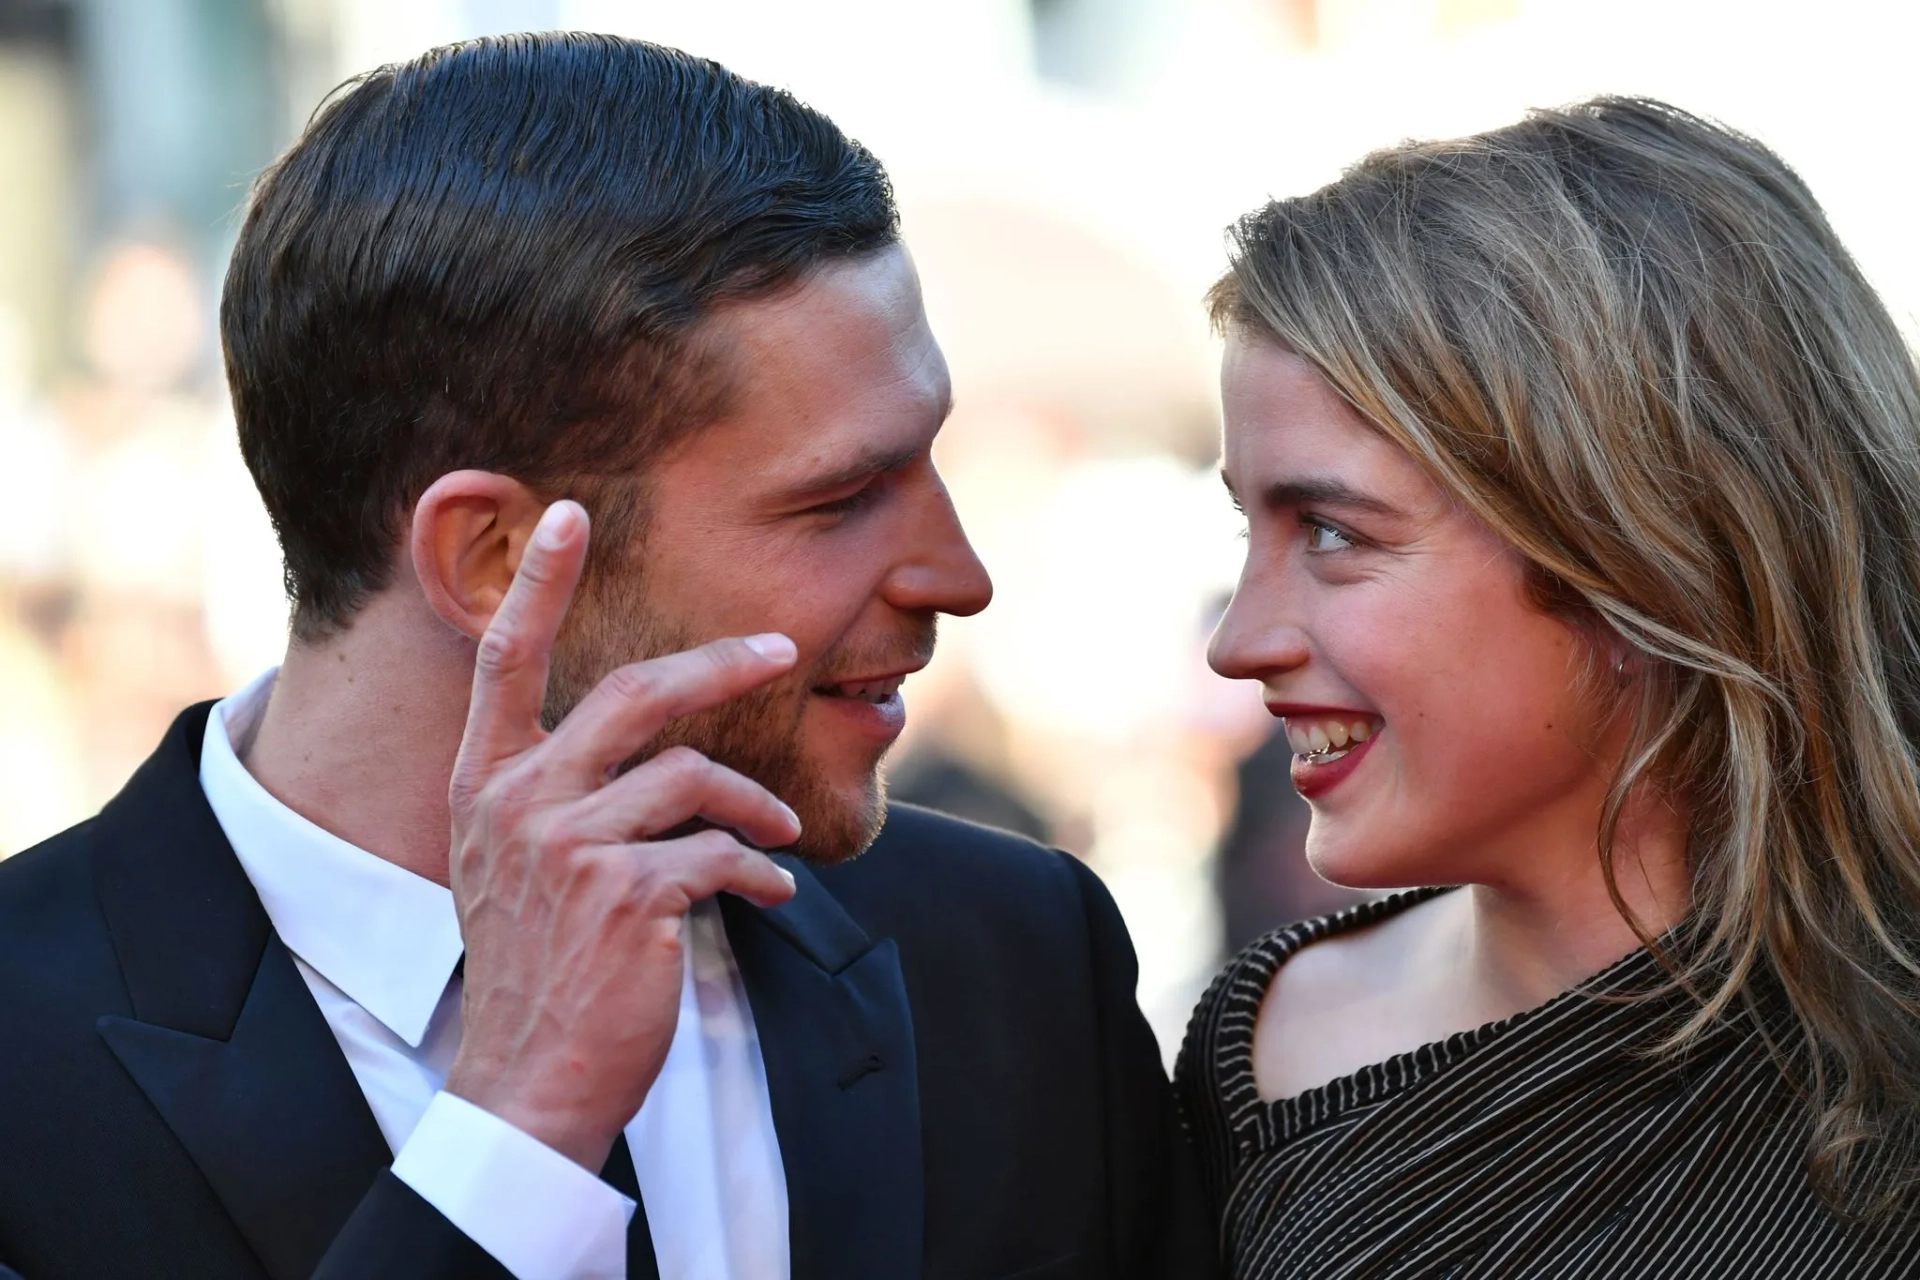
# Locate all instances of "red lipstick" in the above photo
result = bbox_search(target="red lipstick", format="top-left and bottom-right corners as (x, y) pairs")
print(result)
(1288, 731), (1376, 800)
(1265, 703), (1382, 801)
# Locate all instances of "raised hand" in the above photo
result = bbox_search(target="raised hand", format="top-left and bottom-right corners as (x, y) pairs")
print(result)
(441, 500), (801, 1171)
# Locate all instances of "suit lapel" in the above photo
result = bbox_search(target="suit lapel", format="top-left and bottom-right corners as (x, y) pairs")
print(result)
(91, 704), (392, 1280)
(721, 859), (924, 1280)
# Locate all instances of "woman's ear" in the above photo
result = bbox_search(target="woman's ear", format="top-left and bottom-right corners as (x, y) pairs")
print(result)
(1607, 634), (1642, 686)
(410, 471), (549, 639)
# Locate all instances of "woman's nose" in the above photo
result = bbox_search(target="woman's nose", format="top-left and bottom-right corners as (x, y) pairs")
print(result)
(1209, 582), (1310, 682)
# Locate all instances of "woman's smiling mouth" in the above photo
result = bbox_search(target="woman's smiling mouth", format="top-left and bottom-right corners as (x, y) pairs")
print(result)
(1282, 714), (1378, 762)
(1265, 705), (1385, 797)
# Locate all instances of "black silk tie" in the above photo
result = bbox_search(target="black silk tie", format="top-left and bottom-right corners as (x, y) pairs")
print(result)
(450, 957), (659, 1278)
(599, 1133), (660, 1280)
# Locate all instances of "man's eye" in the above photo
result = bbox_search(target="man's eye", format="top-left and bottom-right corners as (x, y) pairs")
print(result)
(1303, 517), (1355, 552)
(812, 484), (878, 516)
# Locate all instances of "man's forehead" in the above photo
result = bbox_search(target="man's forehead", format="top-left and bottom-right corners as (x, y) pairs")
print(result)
(720, 248), (927, 363)
(699, 250), (949, 459)
(772, 366), (952, 488)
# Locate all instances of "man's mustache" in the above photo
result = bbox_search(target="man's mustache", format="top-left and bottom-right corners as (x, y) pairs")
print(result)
(803, 618), (939, 688)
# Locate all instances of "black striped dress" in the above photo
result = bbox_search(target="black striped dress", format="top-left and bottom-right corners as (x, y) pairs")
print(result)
(1173, 891), (1920, 1278)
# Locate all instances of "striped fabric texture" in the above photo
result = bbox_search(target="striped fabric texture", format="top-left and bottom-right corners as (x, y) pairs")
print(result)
(1174, 891), (1920, 1278)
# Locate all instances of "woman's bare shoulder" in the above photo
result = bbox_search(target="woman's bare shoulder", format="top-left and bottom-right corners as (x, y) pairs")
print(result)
(1253, 889), (1465, 1100)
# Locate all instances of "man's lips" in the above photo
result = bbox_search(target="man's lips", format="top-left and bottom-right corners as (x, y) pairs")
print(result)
(810, 662), (927, 703)
(809, 668), (916, 742)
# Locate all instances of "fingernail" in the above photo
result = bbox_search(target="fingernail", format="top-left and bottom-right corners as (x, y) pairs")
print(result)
(744, 632), (796, 663)
(535, 501), (582, 549)
(780, 801), (801, 830)
(778, 866), (796, 891)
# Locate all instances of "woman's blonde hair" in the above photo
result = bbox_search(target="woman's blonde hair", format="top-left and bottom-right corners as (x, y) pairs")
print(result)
(1212, 97), (1920, 1213)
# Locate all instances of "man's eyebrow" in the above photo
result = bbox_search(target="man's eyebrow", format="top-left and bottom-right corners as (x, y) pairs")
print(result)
(788, 440), (925, 497)
(1220, 470), (1405, 519)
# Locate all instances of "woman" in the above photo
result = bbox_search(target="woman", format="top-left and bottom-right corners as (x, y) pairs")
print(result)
(1177, 97), (1920, 1277)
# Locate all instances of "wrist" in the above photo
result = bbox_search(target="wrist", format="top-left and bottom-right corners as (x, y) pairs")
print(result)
(444, 1057), (621, 1172)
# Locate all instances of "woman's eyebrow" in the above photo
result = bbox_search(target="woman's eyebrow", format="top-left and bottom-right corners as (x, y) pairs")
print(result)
(1219, 471), (1406, 519)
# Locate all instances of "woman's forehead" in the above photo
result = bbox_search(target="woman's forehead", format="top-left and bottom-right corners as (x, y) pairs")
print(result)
(1222, 341), (1436, 511)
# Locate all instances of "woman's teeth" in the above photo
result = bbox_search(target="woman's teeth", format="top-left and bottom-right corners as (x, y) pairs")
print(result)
(1285, 717), (1376, 761)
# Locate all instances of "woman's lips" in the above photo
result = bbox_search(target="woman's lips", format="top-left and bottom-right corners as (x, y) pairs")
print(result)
(1262, 704), (1384, 798)
(1288, 726), (1378, 799)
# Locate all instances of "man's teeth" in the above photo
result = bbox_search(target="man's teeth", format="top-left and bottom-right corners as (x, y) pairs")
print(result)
(823, 677), (904, 703)
(1285, 717), (1377, 759)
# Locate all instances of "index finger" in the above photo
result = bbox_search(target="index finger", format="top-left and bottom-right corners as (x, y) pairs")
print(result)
(457, 501), (590, 773)
(544, 633), (799, 779)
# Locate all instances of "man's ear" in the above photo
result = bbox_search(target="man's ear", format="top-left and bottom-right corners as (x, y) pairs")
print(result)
(410, 471), (549, 640)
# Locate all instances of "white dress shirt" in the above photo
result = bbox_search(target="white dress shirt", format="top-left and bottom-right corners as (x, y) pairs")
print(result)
(198, 669), (790, 1280)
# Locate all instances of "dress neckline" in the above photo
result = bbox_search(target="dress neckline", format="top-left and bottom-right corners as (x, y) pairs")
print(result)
(1211, 888), (1674, 1151)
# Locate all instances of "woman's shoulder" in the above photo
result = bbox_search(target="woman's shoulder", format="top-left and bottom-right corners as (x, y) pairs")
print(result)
(1171, 889), (1448, 1210)
(1174, 889), (1444, 1104)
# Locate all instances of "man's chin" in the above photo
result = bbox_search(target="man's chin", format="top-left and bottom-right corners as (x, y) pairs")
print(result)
(785, 778), (887, 867)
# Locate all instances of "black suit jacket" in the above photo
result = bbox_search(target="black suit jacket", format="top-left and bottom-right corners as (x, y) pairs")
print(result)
(0, 703), (1217, 1280)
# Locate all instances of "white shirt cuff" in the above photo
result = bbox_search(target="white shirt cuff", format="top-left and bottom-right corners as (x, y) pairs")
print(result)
(391, 1090), (634, 1280)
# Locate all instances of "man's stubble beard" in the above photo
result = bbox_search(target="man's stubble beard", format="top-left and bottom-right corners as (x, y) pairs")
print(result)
(539, 573), (910, 865)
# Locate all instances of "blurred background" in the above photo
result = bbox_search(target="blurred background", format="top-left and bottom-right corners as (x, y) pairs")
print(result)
(1, 0), (1916, 1059)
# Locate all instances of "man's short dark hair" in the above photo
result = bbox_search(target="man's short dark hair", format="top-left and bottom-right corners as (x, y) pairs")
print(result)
(221, 31), (900, 640)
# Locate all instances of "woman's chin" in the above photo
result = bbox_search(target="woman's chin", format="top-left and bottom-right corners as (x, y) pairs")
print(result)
(1306, 838), (1441, 893)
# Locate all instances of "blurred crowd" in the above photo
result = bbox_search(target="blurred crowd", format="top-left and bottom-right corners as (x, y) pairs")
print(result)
(0, 238), (280, 854)
(3, 0), (1915, 1054)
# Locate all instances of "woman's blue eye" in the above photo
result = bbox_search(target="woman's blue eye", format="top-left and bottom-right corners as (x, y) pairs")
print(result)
(1304, 518), (1355, 551)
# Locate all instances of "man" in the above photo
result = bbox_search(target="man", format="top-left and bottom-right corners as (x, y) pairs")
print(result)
(0, 31), (1214, 1280)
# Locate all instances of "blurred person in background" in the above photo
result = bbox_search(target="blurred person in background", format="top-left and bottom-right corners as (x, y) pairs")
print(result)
(0, 305), (84, 855)
(0, 32), (1212, 1280)
(887, 657), (1053, 844)
(930, 395), (1247, 1047)
(1179, 98), (1920, 1276)
(56, 240), (229, 802)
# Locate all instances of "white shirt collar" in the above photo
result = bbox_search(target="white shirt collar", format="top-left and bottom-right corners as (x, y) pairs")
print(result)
(198, 668), (466, 1048)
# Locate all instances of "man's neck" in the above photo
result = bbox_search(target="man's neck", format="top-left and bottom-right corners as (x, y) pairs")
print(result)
(240, 592), (475, 886)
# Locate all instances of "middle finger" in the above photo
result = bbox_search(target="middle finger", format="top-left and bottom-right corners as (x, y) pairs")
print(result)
(542, 635), (798, 783)
(566, 745), (801, 850)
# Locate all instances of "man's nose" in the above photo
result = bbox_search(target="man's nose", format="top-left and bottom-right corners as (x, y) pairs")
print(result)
(886, 482), (994, 618)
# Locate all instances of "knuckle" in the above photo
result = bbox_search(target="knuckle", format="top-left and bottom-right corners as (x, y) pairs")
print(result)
(514, 544), (558, 586)
(619, 860), (675, 912)
(447, 762), (486, 811)
(474, 626), (529, 678)
(467, 765), (544, 832)
(586, 845), (633, 887)
(692, 827), (749, 861)
(530, 808), (587, 855)
(486, 765), (539, 813)
(565, 847), (627, 902)
(706, 641), (752, 676)
(654, 745), (710, 787)
(601, 662), (662, 708)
